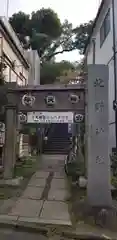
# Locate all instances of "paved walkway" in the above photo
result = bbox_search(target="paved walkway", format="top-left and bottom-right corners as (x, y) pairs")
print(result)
(0, 155), (116, 238)
(0, 155), (71, 227)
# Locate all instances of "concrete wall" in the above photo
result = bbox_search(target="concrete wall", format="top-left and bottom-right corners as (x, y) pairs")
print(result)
(25, 50), (40, 85)
(86, 0), (116, 153)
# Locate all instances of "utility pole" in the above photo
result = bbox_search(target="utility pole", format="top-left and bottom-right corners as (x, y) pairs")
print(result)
(112, 0), (117, 152)
(6, 0), (9, 19)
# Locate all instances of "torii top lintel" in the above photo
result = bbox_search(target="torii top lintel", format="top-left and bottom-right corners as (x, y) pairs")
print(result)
(5, 83), (85, 113)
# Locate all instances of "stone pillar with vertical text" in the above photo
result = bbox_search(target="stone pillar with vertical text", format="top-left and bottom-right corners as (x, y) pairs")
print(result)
(87, 64), (112, 207)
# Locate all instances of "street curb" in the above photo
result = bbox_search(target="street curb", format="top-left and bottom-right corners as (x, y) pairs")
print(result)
(0, 215), (116, 240)
(62, 231), (114, 240)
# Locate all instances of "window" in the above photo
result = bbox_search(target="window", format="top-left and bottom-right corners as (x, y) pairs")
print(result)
(3, 52), (13, 68)
(100, 9), (110, 47)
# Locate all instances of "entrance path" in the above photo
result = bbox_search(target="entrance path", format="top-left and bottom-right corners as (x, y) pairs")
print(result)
(0, 155), (72, 227)
(0, 155), (116, 239)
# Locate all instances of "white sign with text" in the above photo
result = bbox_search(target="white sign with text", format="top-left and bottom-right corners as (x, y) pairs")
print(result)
(27, 112), (73, 123)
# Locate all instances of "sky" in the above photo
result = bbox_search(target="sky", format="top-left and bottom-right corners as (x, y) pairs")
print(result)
(0, 0), (101, 62)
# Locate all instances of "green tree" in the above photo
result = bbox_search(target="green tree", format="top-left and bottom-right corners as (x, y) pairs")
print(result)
(9, 9), (93, 84)
(73, 20), (93, 54)
(9, 11), (30, 44)
(9, 10), (93, 62)
(31, 9), (62, 38)
(9, 9), (62, 58)
(40, 60), (75, 84)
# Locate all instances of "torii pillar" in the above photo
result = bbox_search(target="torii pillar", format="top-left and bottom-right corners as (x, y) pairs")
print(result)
(3, 105), (17, 179)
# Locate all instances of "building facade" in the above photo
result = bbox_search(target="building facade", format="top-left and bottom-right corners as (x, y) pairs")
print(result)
(0, 16), (30, 85)
(84, 0), (117, 154)
(0, 17), (41, 159)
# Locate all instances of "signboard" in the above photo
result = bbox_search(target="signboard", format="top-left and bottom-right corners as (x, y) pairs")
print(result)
(27, 112), (73, 123)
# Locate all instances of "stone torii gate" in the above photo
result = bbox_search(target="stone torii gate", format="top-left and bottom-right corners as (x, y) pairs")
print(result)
(2, 83), (85, 179)
(0, 64), (112, 207)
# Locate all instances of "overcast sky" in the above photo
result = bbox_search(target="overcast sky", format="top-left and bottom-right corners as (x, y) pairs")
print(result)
(0, 0), (101, 61)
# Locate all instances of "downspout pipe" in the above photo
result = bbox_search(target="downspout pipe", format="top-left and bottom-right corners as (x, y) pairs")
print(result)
(112, 0), (117, 152)
(92, 38), (96, 64)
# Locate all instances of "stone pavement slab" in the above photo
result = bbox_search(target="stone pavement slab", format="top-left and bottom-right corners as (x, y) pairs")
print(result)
(9, 199), (43, 217)
(33, 171), (49, 179)
(28, 178), (46, 187)
(41, 155), (66, 170)
(0, 198), (17, 215)
(42, 155), (66, 161)
(0, 214), (18, 226)
(51, 178), (66, 189)
(48, 188), (67, 201)
(21, 187), (43, 200)
(54, 172), (65, 179)
(40, 201), (70, 221)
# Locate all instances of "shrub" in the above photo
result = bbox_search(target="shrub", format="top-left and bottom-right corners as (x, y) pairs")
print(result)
(111, 176), (117, 188)
(111, 154), (117, 177)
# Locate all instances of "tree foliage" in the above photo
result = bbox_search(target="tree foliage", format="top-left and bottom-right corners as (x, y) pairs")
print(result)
(9, 9), (93, 62)
(40, 61), (75, 84)
(73, 20), (93, 54)
(31, 9), (62, 38)
(9, 9), (93, 84)
(9, 12), (30, 44)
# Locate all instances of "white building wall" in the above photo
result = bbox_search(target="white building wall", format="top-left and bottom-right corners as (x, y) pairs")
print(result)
(25, 50), (40, 85)
(86, 0), (116, 153)
(0, 17), (30, 86)
(87, 45), (93, 65)
(2, 37), (29, 85)
(0, 18), (31, 160)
